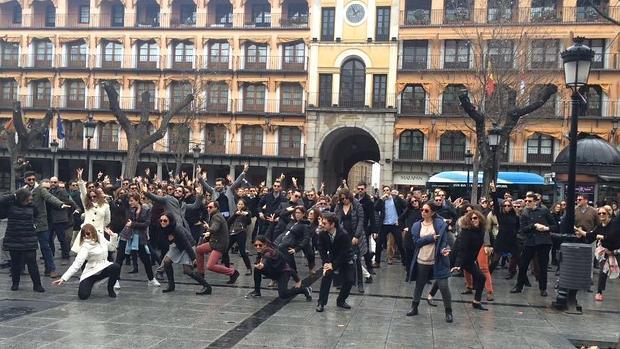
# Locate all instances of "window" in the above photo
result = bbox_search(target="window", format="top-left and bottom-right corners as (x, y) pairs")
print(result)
(318, 74), (332, 107)
(34, 40), (53, 68)
(12, 3), (22, 24)
(278, 127), (301, 157)
(168, 124), (190, 153)
(321, 7), (335, 41)
(67, 42), (87, 68)
(488, 40), (514, 69)
(170, 81), (192, 109)
(585, 39), (605, 69)
(214, 3), (232, 27)
(137, 41), (158, 68)
(245, 43), (267, 70)
(527, 133), (554, 163)
(243, 84), (265, 112)
(529, 84), (557, 117)
(339, 58), (366, 108)
(444, 40), (470, 69)
(402, 40), (428, 70)
(241, 125), (263, 156)
(375, 7), (390, 41)
(442, 85), (465, 115)
(0, 79), (17, 104)
(444, 0), (472, 23)
(399, 130), (424, 159)
(79, 5), (90, 23)
(63, 121), (84, 150)
(98, 80), (119, 109)
(531, 40), (559, 69)
(440, 131), (466, 161)
(179, 4), (196, 26)
(111, 4), (124, 26)
(0, 42), (19, 67)
(531, 0), (560, 22)
(372, 75), (387, 108)
(136, 3), (159, 27)
(404, 0), (431, 25)
(33, 80), (51, 108)
(134, 81), (156, 110)
(102, 41), (122, 68)
(206, 82), (228, 112)
(173, 41), (194, 69)
(98, 123), (119, 150)
(584, 85), (603, 116)
(66, 80), (85, 108)
(204, 124), (226, 154)
(207, 41), (229, 70)
(282, 42), (305, 70)
(280, 83), (303, 113)
(251, 3), (271, 27)
(577, 0), (608, 22)
(401, 85), (426, 114)
(285, 2), (308, 27)
(485, 85), (516, 116)
(45, 4), (55, 27)
(487, 0), (515, 22)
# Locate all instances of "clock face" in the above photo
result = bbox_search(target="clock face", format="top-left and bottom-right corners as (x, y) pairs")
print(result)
(346, 3), (366, 24)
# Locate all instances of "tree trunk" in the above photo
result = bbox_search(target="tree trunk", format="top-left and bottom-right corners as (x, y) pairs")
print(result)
(124, 144), (140, 179)
(470, 153), (480, 203)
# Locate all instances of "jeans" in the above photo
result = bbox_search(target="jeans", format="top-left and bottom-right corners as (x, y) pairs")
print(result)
(78, 263), (121, 300)
(517, 244), (551, 291)
(376, 224), (405, 265)
(37, 230), (56, 272)
(9, 250), (42, 288)
(49, 223), (71, 259)
(114, 240), (154, 280)
(413, 264), (451, 309)
(196, 242), (235, 276)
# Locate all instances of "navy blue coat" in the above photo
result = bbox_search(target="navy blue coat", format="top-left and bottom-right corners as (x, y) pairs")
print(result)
(408, 218), (450, 282)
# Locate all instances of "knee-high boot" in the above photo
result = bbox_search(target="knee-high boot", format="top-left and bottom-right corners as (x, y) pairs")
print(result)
(162, 263), (175, 293)
(186, 271), (212, 295)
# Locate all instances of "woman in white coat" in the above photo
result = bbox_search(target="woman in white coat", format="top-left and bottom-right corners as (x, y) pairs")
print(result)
(53, 224), (120, 300)
(71, 169), (111, 253)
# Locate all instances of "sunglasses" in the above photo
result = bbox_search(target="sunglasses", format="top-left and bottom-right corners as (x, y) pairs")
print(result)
(160, 219), (169, 223)
(357, 188), (364, 191)
(524, 199), (533, 203)
(207, 206), (215, 209)
(421, 208), (431, 213)
(412, 200), (419, 203)
(26, 178), (35, 182)
(471, 216), (479, 221)
(598, 212), (608, 216)
(253, 243), (264, 247)
(503, 205), (512, 207)
(293, 194), (301, 198)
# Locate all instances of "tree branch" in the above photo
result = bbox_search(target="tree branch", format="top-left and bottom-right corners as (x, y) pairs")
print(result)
(102, 81), (133, 136)
(503, 84), (557, 133)
(25, 109), (54, 145)
(458, 93), (485, 123)
(142, 94), (194, 147)
(587, 0), (620, 25)
(139, 91), (151, 124)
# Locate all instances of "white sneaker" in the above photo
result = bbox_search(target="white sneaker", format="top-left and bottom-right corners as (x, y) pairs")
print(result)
(114, 280), (121, 289)
(148, 279), (161, 287)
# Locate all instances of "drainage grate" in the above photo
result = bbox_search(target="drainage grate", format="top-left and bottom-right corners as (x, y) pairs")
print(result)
(568, 337), (620, 349)
(0, 299), (62, 322)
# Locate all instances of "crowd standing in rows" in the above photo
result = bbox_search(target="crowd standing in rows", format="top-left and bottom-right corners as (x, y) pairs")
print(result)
(1, 165), (619, 322)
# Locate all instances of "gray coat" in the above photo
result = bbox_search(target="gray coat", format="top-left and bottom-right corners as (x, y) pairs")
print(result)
(27, 184), (65, 233)
(334, 199), (368, 256)
(48, 187), (76, 224)
(199, 172), (246, 214)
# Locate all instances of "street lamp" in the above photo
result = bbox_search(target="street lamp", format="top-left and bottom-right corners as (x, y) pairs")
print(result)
(50, 139), (59, 177)
(84, 112), (96, 181)
(487, 123), (502, 184)
(464, 149), (473, 199)
(192, 144), (201, 178)
(561, 37), (593, 236)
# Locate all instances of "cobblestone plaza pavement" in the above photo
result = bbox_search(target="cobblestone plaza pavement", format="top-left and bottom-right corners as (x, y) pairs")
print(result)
(1, 223), (619, 349)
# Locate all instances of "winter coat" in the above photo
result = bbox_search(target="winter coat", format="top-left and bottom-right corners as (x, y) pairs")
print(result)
(48, 187), (76, 224)
(26, 184), (65, 233)
(257, 247), (293, 280)
(317, 227), (354, 270)
(334, 199), (368, 256)
(1, 194), (38, 251)
(61, 232), (118, 282)
(519, 206), (558, 246)
(355, 193), (377, 234)
(276, 219), (310, 251)
(408, 218), (450, 282)
(491, 192), (520, 252)
(120, 204), (151, 244)
(455, 226), (485, 268)
(228, 210), (251, 235)
(207, 211), (229, 252)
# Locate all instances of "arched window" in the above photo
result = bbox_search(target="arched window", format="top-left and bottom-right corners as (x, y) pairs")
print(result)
(440, 131), (466, 160)
(399, 130), (425, 159)
(401, 85), (426, 114)
(339, 58), (365, 108)
(527, 133), (554, 163)
(442, 84), (466, 115)
(584, 85), (603, 116)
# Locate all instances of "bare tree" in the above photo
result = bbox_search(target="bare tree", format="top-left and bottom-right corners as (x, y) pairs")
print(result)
(102, 81), (194, 179)
(0, 103), (54, 191)
(586, 0), (620, 25)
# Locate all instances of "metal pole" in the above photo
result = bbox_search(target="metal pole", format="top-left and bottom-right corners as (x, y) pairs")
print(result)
(466, 168), (470, 200)
(86, 138), (92, 182)
(563, 90), (580, 235)
(52, 153), (56, 178)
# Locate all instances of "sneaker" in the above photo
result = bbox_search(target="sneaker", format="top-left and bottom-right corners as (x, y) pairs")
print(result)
(114, 280), (121, 289)
(148, 279), (161, 287)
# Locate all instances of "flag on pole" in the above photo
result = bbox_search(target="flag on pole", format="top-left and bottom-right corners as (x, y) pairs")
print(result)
(485, 60), (496, 97)
(56, 111), (65, 140)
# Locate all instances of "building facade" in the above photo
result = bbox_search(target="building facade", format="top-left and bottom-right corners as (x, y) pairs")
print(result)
(0, 0), (618, 192)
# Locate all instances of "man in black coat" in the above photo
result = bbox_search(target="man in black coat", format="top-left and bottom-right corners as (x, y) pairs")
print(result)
(316, 212), (354, 312)
(257, 180), (287, 237)
(355, 182), (376, 277)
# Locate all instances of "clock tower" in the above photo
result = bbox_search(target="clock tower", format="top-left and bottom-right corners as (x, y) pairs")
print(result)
(304, 0), (399, 191)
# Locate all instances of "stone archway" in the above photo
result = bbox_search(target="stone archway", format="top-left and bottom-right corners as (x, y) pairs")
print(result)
(318, 127), (381, 192)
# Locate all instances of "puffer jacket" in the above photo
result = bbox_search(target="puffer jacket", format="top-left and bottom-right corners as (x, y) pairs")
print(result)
(1, 194), (38, 251)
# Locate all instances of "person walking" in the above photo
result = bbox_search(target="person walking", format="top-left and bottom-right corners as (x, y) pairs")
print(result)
(406, 203), (453, 322)
(1, 189), (45, 292)
(452, 210), (488, 311)
(53, 224), (120, 300)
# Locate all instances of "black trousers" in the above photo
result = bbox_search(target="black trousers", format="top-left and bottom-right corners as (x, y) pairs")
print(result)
(413, 264), (452, 309)
(517, 244), (551, 291)
(114, 240), (154, 280)
(78, 263), (121, 300)
(376, 224), (405, 265)
(49, 223), (70, 259)
(222, 232), (251, 270)
(9, 250), (42, 288)
(489, 243), (521, 275)
(253, 269), (304, 299)
(461, 261), (486, 302)
(318, 263), (354, 306)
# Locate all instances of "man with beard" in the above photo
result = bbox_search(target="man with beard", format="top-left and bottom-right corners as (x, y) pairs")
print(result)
(199, 163), (249, 219)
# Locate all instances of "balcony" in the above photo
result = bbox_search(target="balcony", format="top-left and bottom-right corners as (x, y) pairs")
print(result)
(238, 55), (307, 72)
(227, 141), (304, 158)
(0, 55), (19, 68)
(307, 93), (397, 110)
(20, 94), (51, 108)
(395, 145), (473, 162)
